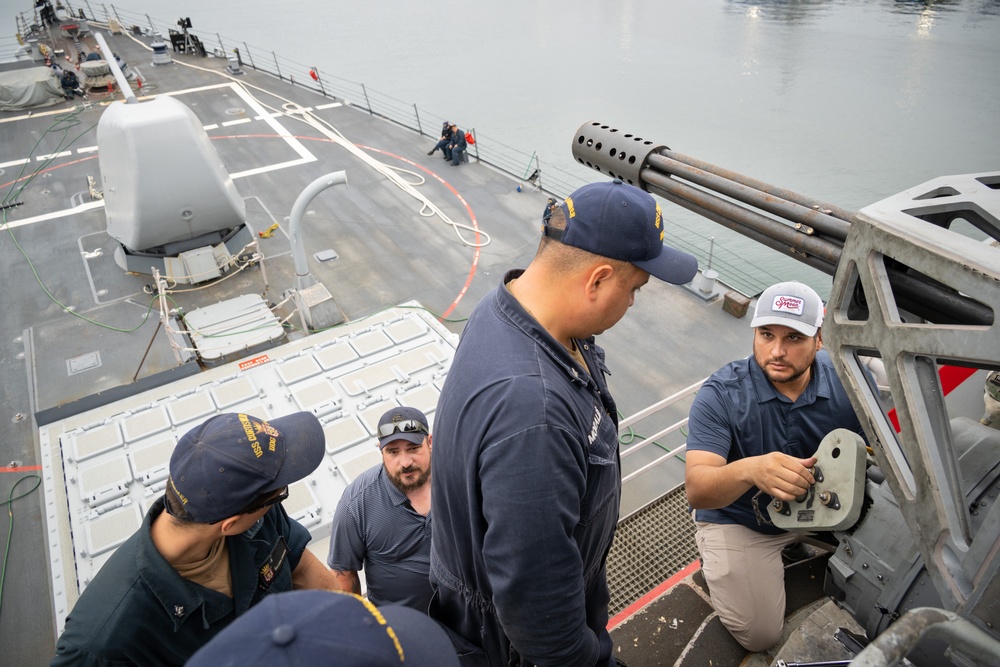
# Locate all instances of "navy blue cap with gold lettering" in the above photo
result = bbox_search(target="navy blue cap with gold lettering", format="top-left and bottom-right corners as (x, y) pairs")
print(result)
(546, 179), (698, 285)
(167, 412), (324, 523)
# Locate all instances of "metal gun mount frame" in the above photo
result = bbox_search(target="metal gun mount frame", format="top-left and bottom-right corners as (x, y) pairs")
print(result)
(572, 121), (1000, 649)
(571, 121), (995, 326)
(830, 175), (999, 628)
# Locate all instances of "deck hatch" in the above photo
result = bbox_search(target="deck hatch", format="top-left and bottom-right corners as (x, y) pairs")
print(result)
(121, 407), (171, 442)
(291, 378), (341, 415)
(128, 436), (176, 485)
(395, 385), (441, 416)
(165, 391), (217, 425)
(276, 355), (323, 384)
(78, 456), (132, 506)
(70, 423), (124, 462)
(285, 480), (322, 529)
(84, 504), (144, 559)
(386, 318), (425, 344)
(314, 343), (358, 370)
(322, 417), (369, 455)
(185, 294), (286, 363)
(336, 448), (382, 483)
(67, 352), (101, 375)
(350, 329), (393, 357)
(211, 376), (258, 408)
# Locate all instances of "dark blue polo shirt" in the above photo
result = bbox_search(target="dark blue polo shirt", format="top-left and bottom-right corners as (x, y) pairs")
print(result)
(687, 349), (864, 534)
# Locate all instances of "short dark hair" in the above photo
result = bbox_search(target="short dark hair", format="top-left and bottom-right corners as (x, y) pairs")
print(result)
(539, 206), (637, 277)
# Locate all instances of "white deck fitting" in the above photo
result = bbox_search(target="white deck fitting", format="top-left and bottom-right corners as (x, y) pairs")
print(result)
(39, 305), (457, 635)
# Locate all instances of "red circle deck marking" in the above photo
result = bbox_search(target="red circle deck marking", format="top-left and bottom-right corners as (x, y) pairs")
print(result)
(355, 143), (480, 319)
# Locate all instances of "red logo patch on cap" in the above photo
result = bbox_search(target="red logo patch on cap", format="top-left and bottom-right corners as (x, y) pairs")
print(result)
(772, 295), (804, 315)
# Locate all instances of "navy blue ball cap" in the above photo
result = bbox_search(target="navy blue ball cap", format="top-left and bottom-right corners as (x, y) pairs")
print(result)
(186, 590), (460, 667)
(167, 412), (324, 523)
(555, 179), (698, 285)
(376, 406), (429, 450)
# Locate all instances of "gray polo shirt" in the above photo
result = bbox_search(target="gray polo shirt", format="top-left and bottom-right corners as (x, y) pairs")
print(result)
(327, 464), (432, 612)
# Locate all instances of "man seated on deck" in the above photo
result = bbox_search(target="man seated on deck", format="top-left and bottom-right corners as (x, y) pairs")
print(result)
(60, 70), (85, 99)
(427, 120), (454, 157)
(327, 406), (434, 612)
(51, 412), (339, 667)
(447, 124), (467, 166)
(685, 281), (865, 652)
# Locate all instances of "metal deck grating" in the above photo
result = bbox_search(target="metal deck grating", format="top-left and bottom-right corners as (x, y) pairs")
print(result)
(607, 485), (699, 616)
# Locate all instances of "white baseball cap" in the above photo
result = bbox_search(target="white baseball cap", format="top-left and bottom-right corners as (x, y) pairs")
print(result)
(750, 281), (824, 337)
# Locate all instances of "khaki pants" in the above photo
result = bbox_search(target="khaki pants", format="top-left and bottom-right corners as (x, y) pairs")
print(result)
(694, 519), (802, 652)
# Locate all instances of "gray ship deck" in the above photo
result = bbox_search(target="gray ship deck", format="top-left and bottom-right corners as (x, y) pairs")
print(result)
(2, 20), (758, 665)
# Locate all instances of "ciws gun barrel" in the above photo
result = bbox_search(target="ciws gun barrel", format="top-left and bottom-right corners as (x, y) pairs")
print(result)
(571, 121), (992, 327)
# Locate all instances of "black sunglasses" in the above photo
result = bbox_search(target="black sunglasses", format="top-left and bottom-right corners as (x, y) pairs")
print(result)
(200, 486), (290, 524)
(377, 419), (428, 438)
(245, 486), (289, 514)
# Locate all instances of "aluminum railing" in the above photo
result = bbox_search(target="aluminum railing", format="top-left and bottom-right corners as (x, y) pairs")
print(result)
(617, 378), (706, 519)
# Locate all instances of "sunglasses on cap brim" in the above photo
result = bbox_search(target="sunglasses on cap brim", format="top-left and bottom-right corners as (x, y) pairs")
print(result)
(377, 419), (428, 438)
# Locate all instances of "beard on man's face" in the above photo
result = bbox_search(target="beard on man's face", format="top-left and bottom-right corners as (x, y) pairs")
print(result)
(389, 465), (430, 493)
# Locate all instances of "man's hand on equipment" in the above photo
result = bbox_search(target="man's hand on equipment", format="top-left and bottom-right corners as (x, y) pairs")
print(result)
(750, 453), (817, 501)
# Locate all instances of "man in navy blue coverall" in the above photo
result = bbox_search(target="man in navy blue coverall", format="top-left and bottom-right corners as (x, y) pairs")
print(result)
(429, 180), (698, 666)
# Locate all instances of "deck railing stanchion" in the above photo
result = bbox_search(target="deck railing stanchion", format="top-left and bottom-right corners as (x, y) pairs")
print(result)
(272, 51), (282, 80)
(361, 84), (373, 115)
(469, 128), (479, 161)
(243, 42), (255, 70)
(414, 105), (423, 136)
(312, 66), (326, 96)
